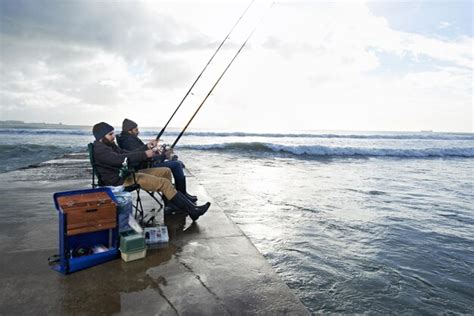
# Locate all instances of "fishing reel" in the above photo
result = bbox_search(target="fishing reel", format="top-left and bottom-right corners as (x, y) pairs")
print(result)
(151, 143), (170, 153)
(151, 143), (178, 161)
(161, 144), (172, 153)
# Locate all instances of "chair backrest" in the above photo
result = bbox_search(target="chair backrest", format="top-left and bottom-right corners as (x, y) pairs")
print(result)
(116, 134), (123, 149)
(87, 143), (104, 188)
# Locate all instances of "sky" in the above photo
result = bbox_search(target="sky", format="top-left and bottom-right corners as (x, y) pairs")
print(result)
(0, 0), (472, 133)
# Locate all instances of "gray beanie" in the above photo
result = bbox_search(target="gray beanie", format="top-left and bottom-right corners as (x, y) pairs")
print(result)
(92, 122), (114, 140)
(122, 118), (137, 132)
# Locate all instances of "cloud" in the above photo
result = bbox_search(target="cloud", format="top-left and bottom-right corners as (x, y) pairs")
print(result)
(0, 0), (472, 132)
(1, 0), (200, 55)
(439, 21), (451, 29)
(187, 1), (473, 132)
(0, 0), (222, 121)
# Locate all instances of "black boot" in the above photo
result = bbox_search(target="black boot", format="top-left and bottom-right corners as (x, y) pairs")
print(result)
(163, 196), (186, 215)
(185, 192), (198, 203)
(175, 176), (198, 203)
(170, 192), (210, 221)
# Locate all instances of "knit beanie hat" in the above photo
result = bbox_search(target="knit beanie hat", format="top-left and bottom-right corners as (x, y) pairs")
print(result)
(92, 122), (114, 140)
(122, 118), (137, 132)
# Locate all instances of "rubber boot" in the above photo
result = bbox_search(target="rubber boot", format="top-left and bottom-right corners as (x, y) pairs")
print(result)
(175, 177), (198, 203)
(170, 192), (210, 221)
(185, 192), (198, 203)
(163, 196), (185, 215)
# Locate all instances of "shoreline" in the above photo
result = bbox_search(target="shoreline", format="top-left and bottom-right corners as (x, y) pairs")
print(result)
(0, 157), (308, 314)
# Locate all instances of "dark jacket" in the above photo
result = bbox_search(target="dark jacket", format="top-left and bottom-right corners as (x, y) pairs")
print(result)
(93, 140), (147, 186)
(118, 132), (166, 164)
(117, 132), (147, 151)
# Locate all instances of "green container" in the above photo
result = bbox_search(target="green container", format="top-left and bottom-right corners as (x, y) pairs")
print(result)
(119, 230), (146, 252)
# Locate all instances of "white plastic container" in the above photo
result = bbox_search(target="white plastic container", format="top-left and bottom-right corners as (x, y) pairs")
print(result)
(144, 226), (169, 244)
(120, 247), (147, 262)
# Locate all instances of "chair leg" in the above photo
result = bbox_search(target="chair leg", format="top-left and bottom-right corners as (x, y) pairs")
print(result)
(131, 189), (166, 227)
(146, 191), (164, 209)
(134, 189), (145, 225)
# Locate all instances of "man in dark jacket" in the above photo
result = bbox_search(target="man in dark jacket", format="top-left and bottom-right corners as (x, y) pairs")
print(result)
(117, 118), (197, 202)
(92, 122), (210, 221)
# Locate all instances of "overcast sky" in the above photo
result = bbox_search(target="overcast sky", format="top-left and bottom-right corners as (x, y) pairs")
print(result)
(0, 0), (472, 132)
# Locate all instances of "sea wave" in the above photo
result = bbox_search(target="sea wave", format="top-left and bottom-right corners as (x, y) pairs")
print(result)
(0, 144), (81, 173)
(148, 131), (474, 140)
(1, 128), (472, 141)
(0, 128), (90, 136)
(179, 142), (474, 158)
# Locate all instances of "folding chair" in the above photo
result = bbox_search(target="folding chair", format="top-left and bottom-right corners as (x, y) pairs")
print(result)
(87, 143), (163, 225)
(114, 138), (180, 215)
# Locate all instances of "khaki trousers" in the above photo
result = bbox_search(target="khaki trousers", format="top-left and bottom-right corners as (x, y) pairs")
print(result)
(124, 167), (177, 200)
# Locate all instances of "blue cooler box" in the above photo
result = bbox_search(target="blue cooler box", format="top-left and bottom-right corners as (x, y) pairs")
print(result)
(52, 188), (120, 274)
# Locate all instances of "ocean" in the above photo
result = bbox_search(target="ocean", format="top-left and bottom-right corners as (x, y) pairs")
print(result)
(1, 127), (473, 314)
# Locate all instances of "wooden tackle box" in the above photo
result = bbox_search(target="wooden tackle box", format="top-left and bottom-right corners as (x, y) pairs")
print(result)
(56, 191), (117, 235)
(52, 188), (120, 274)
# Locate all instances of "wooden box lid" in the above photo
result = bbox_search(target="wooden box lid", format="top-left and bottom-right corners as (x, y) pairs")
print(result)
(56, 191), (116, 213)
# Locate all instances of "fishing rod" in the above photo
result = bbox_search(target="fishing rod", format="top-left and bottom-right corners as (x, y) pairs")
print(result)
(171, 3), (273, 149)
(155, 0), (255, 141)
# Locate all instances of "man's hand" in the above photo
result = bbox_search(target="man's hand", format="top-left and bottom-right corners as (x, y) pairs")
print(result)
(147, 139), (159, 149)
(164, 147), (174, 160)
(145, 149), (154, 158)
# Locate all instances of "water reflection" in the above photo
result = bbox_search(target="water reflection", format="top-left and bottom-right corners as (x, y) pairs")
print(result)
(183, 150), (474, 314)
(58, 212), (204, 314)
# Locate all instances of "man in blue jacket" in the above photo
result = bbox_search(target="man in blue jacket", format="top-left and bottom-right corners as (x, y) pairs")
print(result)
(117, 118), (197, 202)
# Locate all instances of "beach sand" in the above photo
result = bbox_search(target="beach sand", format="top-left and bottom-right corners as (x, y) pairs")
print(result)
(0, 156), (308, 315)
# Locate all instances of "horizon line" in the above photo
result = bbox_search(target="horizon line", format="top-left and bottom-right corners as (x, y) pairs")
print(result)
(0, 120), (473, 134)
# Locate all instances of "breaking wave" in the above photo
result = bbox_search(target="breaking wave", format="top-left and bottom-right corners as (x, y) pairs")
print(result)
(180, 142), (474, 158)
(146, 131), (474, 140)
(1, 128), (472, 141)
(0, 144), (81, 173)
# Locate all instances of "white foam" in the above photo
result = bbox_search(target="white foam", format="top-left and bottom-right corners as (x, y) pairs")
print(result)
(181, 142), (474, 158)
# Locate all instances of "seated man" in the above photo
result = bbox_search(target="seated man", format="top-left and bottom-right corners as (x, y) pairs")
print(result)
(117, 118), (197, 202)
(92, 122), (210, 221)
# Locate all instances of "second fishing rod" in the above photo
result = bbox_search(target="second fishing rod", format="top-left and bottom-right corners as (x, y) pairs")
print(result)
(155, 0), (255, 141)
(171, 2), (273, 149)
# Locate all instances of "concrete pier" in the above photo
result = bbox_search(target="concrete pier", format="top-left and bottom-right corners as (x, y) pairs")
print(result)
(0, 157), (308, 315)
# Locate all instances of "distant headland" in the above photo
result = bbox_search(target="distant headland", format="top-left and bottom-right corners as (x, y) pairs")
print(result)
(0, 120), (89, 129)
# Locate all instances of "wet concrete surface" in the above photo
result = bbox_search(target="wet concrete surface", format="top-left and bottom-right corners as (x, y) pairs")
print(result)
(0, 160), (308, 315)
